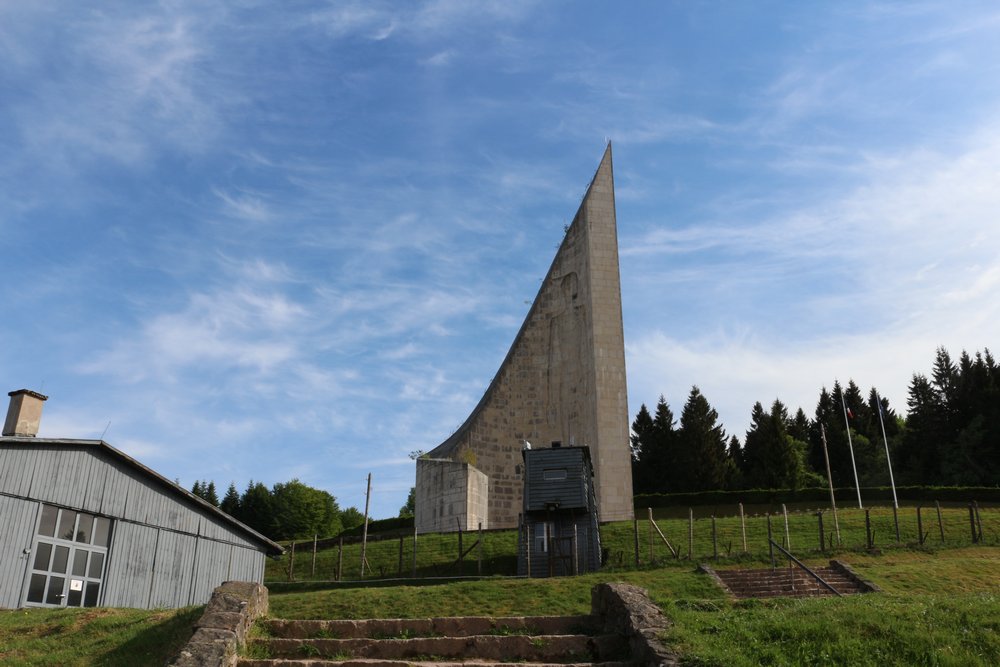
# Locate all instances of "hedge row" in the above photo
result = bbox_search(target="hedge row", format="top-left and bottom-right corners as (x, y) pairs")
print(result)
(634, 485), (1000, 509)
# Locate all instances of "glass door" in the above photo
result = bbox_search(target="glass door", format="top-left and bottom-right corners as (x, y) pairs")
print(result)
(23, 504), (111, 608)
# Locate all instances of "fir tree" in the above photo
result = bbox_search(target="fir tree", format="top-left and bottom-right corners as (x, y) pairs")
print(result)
(675, 386), (728, 492)
(220, 482), (241, 516)
(204, 481), (219, 507)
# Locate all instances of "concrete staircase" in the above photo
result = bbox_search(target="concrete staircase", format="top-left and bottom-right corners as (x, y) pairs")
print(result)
(238, 615), (634, 667)
(707, 560), (878, 599)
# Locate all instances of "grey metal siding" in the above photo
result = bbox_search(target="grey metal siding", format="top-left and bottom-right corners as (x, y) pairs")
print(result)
(0, 447), (33, 497)
(147, 530), (198, 609)
(189, 538), (232, 605)
(0, 495), (38, 608)
(198, 513), (257, 549)
(1, 442), (273, 609)
(229, 545), (264, 584)
(104, 521), (159, 608)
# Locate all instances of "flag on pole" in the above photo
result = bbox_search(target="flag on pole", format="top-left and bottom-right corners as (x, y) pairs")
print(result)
(846, 407), (854, 419)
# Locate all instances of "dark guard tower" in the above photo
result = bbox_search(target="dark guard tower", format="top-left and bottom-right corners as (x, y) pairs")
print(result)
(517, 444), (601, 577)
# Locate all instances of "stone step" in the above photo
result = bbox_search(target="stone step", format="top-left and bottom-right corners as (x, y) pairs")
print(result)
(250, 633), (627, 663)
(711, 564), (870, 599)
(264, 615), (597, 639)
(239, 660), (635, 667)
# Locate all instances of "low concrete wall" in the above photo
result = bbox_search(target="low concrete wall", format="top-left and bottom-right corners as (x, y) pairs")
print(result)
(591, 582), (678, 667)
(166, 580), (268, 667)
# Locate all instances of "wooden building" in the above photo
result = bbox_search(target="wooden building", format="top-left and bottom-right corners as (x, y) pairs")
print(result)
(517, 444), (602, 577)
(0, 389), (282, 610)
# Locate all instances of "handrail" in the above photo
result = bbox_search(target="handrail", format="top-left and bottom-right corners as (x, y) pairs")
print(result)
(768, 539), (842, 597)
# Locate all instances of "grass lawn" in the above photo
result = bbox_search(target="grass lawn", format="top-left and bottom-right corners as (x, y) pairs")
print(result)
(268, 546), (1000, 667)
(0, 605), (202, 667)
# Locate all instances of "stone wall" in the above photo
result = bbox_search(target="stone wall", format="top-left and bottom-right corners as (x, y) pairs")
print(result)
(420, 145), (634, 529)
(414, 458), (489, 533)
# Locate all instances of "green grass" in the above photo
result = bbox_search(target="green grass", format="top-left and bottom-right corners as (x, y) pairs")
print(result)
(267, 505), (1000, 582)
(663, 592), (1000, 666)
(0, 605), (202, 667)
(269, 564), (724, 619)
(266, 546), (1000, 666)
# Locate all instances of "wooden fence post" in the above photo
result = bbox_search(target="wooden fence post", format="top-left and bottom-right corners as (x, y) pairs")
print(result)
(457, 520), (464, 574)
(817, 511), (825, 553)
(711, 515), (718, 561)
(398, 536), (404, 576)
(478, 522), (484, 576)
(974, 501), (984, 542)
(739, 503), (747, 553)
(782, 504), (791, 551)
(337, 537), (343, 581)
(647, 507), (654, 563)
(892, 505), (901, 543)
(288, 541), (295, 582)
(969, 504), (978, 544)
(935, 500), (945, 542)
(766, 514), (774, 569)
(572, 523), (579, 575)
(917, 506), (924, 545)
(525, 523), (532, 578)
(865, 509), (873, 549)
(412, 525), (417, 578)
(633, 517), (640, 567)
(311, 535), (317, 577)
(688, 508), (694, 561)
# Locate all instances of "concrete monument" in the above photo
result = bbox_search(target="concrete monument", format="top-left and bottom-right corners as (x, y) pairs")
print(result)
(415, 145), (634, 531)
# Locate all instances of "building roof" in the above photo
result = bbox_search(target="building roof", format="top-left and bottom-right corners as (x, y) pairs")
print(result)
(0, 436), (283, 555)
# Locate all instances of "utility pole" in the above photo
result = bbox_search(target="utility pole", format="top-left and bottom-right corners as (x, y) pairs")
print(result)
(360, 472), (371, 578)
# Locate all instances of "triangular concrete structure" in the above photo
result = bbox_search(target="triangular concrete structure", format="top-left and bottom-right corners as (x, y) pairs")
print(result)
(416, 145), (634, 530)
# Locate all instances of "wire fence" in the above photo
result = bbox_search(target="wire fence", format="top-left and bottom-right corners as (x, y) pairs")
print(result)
(265, 501), (999, 583)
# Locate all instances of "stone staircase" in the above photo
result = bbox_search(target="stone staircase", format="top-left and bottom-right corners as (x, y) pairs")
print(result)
(236, 583), (678, 667)
(705, 560), (879, 599)
(238, 615), (634, 666)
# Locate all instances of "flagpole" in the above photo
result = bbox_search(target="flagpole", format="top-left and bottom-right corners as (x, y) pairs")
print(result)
(875, 391), (899, 509)
(820, 424), (841, 545)
(840, 389), (863, 509)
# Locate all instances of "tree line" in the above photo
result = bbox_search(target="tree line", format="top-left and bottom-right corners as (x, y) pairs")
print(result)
(631, 347), (999, 494)
(188, 478), (366, 541)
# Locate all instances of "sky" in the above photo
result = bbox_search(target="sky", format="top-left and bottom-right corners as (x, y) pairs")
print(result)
(2, 1), (999, 519)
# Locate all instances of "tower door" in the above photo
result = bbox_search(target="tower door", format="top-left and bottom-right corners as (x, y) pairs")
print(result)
(21, 504), (111, 608)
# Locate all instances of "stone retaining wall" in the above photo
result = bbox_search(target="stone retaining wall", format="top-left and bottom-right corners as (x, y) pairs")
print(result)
(166, 580), (268, 667)
(591, 582), (679, 666)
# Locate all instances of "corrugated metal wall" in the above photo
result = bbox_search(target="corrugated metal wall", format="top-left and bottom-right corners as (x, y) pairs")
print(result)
(0, 495), (38, 608)
(0, 443), (269, 609)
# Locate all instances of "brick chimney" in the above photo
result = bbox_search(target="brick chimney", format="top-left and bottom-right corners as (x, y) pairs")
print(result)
(3, 389), (48, 437)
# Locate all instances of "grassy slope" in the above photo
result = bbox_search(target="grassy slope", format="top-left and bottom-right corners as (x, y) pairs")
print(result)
(269, 547), (1000, 667)
(267, 505), (999, 582)
(0, 605), (202, 667)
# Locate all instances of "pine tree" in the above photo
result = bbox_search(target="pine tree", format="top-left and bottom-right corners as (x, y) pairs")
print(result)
(399, 487), (415, 518)
(630, 396), (678, 494)
(742, 399), (802, 489)
(220, 482), (241, 516)
(675, 386), (728, 492)
(205, 481), (220, 507)
(239, 480), (273, 536)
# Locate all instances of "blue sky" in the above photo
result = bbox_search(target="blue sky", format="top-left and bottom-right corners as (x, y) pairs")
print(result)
(2, 2), (998, 519)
